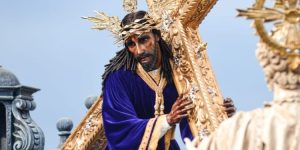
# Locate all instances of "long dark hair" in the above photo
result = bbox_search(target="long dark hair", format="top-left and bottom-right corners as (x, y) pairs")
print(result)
(101, 11), (174, 92)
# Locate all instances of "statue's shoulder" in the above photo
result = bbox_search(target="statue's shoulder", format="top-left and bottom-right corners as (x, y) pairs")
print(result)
(219, 108), (264, 131)
(105, 68), (136, 82)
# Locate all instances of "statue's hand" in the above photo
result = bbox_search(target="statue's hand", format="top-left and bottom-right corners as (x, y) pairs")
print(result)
(223, 97), (236, 117)
(167, 95), (193, 126)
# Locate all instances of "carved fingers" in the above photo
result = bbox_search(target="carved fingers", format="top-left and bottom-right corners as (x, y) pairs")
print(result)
(223, 97), (236, 118)
(167, 95), (194, 126)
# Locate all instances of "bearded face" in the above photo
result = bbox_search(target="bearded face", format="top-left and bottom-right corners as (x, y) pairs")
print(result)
(125, 32), (161, 72)
(135, 48), (158, 71)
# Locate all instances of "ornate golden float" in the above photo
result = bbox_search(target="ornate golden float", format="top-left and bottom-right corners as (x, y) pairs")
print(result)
(61, 0), (229, 149)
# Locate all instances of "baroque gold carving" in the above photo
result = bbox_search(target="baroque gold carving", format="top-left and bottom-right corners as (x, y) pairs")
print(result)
(60, 97), (106, 150)
(123, 0), (138, 13)
(169, 14), (227, 139)
(147, 0), (228, 140)
(177, 0), (218, 29)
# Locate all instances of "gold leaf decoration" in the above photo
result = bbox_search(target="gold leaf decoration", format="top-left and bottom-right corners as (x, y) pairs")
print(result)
(123, 0), (137, 13)
(82, 12), (121, 42)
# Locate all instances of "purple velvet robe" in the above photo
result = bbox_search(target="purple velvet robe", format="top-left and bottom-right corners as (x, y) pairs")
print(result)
(102, 69), (193, 150)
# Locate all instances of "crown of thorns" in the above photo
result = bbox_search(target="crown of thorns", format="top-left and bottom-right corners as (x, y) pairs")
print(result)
(82, 0), (175, 45)
(119, 14), (158, 42)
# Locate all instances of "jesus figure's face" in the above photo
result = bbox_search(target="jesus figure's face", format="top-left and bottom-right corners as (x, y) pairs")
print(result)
(125, 31), (161, 72)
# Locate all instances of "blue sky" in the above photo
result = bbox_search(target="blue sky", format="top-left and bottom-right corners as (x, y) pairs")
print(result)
(0, 1), (272, 149)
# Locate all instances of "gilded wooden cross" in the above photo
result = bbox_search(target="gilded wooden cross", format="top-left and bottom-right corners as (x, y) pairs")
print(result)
(61, 0), (227, 149)
(143, 0), (228, 138)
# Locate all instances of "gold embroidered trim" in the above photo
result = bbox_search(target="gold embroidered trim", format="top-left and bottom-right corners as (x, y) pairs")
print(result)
(138, 118), (156, 150)
(136, 63), (167, 116)
(137, 64), (169, 150)
(148, 115), (166, 150)
(164, 126), (175, 150)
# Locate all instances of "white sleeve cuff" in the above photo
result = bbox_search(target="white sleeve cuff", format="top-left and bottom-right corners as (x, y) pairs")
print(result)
(159, 115), (172, 139)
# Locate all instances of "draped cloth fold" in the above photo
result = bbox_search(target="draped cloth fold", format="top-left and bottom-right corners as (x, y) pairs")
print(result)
(139, 116), (166, 150)
(102, 68), (193, 150)
(199, 102), (300, 150)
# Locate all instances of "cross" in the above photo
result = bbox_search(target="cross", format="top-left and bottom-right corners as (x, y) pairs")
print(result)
(145, 0), (228, 138)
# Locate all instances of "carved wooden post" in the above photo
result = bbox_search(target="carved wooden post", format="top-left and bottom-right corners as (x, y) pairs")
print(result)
(0, 66), (45, 150)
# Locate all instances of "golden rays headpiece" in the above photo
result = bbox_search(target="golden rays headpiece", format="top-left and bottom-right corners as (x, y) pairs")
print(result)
(238, 0), (300, 71)
(82, 0), (177, 44)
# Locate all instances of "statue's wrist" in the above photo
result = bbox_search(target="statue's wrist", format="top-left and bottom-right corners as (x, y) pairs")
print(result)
(166, 114), (175, 126)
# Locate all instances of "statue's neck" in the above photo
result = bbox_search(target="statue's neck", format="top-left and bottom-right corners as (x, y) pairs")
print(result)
(147, 67), (161, 84)
(273, 84), (300, 101)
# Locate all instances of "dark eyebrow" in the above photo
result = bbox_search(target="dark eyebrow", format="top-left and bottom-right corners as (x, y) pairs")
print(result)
(125, 39), (135, 47)
(137, 34), (150, 40)
(125, 39), (133, 43)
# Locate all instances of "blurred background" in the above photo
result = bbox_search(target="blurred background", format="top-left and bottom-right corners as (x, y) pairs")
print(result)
(0, 1), (272, 149)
